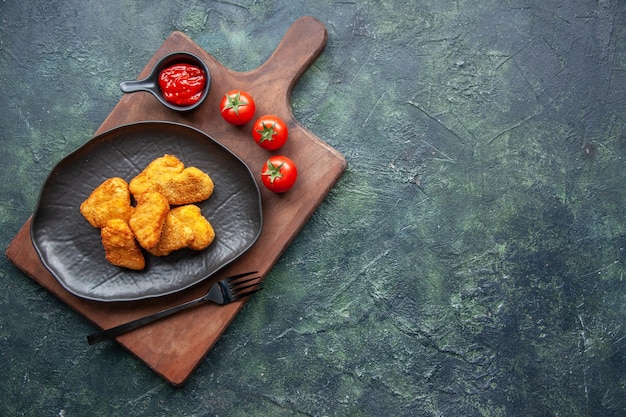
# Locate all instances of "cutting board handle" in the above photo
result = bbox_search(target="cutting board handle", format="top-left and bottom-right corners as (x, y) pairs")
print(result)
(251, 16), (328, 96)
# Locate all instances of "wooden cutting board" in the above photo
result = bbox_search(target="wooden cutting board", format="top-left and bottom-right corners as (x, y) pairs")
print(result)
(5, 16), (346, 386)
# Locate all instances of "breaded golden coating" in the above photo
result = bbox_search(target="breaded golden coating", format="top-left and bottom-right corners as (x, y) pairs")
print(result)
(101, 219), (145, 270)
(149, 204), (215, 256)
(82, 155), (216, 269)
(129, 154), (214, 205)
(148, 213), (195, 256)
(172, 205), (215, 250)
(129, 154), (184, 198)
(159, 166), (214, 205)
(128, 191), (169, 250)
(80, 177), (132, 228)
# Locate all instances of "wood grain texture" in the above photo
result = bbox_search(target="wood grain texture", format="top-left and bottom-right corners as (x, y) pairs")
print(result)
(5, 16), (346, 386)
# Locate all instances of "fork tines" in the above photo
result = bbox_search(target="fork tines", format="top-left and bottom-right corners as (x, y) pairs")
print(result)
(222, 271), (263, 301)
(231, 277), (262, 294)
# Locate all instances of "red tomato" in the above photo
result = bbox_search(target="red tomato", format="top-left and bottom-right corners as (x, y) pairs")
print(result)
(252, 115), (288, 151)
(261, 155), (297, 193)
(220, 90), (256, 125)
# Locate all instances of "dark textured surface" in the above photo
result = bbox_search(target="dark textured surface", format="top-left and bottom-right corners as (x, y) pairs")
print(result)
(2, 1), (626, 416)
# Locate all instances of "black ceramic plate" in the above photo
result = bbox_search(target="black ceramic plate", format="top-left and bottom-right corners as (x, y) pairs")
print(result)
(31, 121), (263, 302)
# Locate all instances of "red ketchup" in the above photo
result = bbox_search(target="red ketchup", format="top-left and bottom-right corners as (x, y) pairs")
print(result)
(158, 63), (206, 106)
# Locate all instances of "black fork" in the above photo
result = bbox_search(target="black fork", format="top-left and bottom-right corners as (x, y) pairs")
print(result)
(87, 271), (262, 345)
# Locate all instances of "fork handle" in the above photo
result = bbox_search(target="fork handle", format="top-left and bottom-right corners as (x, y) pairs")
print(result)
(87, 295), (206, 345)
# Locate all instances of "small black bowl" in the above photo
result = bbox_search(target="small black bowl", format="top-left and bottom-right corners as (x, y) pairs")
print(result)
(119, 51), (210, 112)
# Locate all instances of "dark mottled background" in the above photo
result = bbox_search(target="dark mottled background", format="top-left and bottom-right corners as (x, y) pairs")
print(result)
(2, 1), (626, 416)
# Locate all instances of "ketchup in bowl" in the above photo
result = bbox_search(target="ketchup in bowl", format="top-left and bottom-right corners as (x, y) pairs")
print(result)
(120, 52), (210, 111)
(158, 63), (206, 107)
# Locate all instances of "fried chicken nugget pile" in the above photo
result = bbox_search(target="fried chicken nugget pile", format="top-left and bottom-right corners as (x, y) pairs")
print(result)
(80, 155), (216, 270)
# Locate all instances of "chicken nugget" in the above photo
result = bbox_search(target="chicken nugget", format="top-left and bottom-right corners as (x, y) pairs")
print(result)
(80, 177), (132, 228)
(148, 213), (195, 256)
(148, 205), (215, 256)
(101, 219), (145, 270)
(129, 154), (184, 201)
(159, 167), (214, 205)
(128, 191), (169, 250)
(170, 204), (215, 250)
